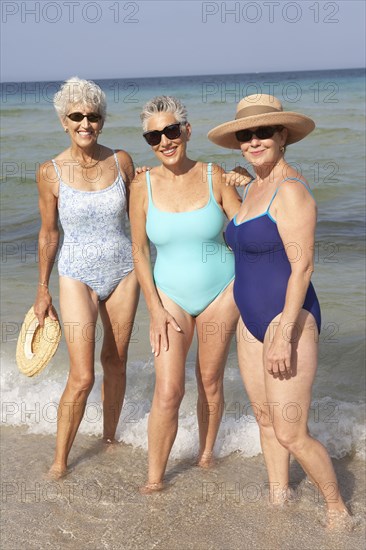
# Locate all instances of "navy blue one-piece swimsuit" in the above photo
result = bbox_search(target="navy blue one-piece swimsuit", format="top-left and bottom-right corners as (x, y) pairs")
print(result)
(225, 178), (321, 342)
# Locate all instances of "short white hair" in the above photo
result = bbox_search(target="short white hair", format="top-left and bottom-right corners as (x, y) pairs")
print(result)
(140, 96), (188, 131)
(53, 76), (106, 121)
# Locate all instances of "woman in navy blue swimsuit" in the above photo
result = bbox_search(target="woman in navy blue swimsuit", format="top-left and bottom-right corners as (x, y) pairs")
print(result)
(208, 95), (350, 527)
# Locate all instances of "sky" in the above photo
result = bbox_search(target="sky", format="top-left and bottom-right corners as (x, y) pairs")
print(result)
(0, 0), (365, 82)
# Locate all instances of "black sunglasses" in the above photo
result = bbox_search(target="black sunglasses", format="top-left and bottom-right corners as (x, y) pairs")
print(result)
(143, 123), (183, 146)
(67, 112), (102, 123)
(235, 126), (282, 143)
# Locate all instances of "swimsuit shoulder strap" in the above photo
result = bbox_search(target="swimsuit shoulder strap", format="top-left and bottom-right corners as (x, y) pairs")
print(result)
(51, 159), (61, 181)
(113, 150), (128, 199)
(113, 150), (122, 178)
(51, 159), (62, 197)
(145, 170), (153, 206)
(266, 177), (313, 212)
(207, 162), (214, 198)
(242, 179), (253, 203)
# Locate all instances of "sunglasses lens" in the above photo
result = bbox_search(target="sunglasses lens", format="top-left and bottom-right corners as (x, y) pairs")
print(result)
(87, 113), (101, 122)
(164, 124), (182, 140)
(68, 112), (101, 122)
(143, 131), (160, 146)
(68, 112), (84, 122)
(236, 126), (279, 142)
(235, 130), (252, 142)
(143, 124), (182, 146)
(256, 127), (276, 139)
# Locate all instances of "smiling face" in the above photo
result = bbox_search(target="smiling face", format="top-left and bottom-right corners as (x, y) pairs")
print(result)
(145, 112), (191, 166)
(240, 126), (287, 168)
(63, 103), (104, 147)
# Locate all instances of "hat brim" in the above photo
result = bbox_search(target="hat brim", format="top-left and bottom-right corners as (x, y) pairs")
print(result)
(208, 112), (315, 149)
(16, 307), (61, 377)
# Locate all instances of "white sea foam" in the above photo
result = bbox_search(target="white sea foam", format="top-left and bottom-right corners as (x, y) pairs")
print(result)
(2, 352), (364, 461)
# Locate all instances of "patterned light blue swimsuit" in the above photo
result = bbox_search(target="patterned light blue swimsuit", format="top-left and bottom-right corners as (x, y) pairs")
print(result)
(53, 152), (134, 300)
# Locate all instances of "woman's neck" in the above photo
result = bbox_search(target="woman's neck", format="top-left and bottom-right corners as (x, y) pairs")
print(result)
(159, 157), (196, 179)
(69, 143), (102, 168)
(253, 157), (286, 185)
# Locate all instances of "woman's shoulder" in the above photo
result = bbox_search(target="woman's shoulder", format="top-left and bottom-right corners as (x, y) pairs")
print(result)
(37, 158), (58, 183)
(275, 172), (315, 209)
(113, 147), (132, 160)
(277, 172), (312, 193)
(195, 160), (218, 173)
(112, 148), (134, 183)
(131, 169), (149, 191)
(206, 162), (227, 191)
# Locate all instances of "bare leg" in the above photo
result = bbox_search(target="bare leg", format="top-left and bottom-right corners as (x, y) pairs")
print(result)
(237, 318), (291, 504)
(195, 282), (239, 467)
(99, 271), (139, 443)
(142, 289), (195, 492)
(265, 311), (349, 515)
(48, 277), (98, 478)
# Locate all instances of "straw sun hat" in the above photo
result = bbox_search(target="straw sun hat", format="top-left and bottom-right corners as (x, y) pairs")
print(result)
(207, 94), (315, 150)
(16, 307), (61, 377)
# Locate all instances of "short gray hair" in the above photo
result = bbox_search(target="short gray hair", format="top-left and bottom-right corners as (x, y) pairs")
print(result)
(53, 76), (107, 121)
(140, 96), (188, 131)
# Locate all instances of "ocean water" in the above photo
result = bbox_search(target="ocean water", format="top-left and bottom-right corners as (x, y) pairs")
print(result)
(1, 68), (365, 461)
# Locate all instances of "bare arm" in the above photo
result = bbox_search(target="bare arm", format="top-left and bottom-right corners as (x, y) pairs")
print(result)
(34, 161), (60, 326)
(266, 180), (317, 375)
(211, 164), (242, 220)
(115, 149), (135, 215)
(129, 172), (181, 355)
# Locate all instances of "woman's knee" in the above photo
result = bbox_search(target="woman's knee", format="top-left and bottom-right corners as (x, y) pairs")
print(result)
(255, 408), (276, 431)
(197, 370), (223, 397)
(68, 370), (95, 394)
(100, 348), (127, 374)
(274, 426), (308, 453)
(154, 384), (185, 413)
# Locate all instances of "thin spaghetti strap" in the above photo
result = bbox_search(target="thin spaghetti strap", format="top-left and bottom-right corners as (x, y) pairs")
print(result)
(267, 177), (313, 212)
(207, 162), (214, 197)
(51, 159), (61, 181)
(113, 150), (121, 177)
(242, 179), (252, 203)
(280, 176), (314, 197)
(113, 150), (127, 200)
(145, 170), (153, 203)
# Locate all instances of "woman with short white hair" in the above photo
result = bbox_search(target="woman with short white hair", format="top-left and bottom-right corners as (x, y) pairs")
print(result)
(130, 96), (242, 492)
(34, 76), (139, 478)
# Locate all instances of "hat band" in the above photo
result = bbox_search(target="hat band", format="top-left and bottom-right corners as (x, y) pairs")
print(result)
(235, 105), (280, 120)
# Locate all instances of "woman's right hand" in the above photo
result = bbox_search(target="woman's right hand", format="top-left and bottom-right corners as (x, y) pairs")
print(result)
(34, 288), (58, 327)
(149, 305), (181, 356)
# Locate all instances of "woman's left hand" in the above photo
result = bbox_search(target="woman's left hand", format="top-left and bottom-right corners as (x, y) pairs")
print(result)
(265, 328), (292, 376)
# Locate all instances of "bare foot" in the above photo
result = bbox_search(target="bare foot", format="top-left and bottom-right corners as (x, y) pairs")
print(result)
(139, 482), (165, 495)
(196, 451), (215, 469)
(269, 486), (297, 507)
(44, 465), (71, 480)
(324, 508), (354, 531)
(103, 438), (120, 454)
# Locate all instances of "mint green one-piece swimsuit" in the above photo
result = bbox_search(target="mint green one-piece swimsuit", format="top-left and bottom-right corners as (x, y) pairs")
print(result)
(145, 163), (234, 316)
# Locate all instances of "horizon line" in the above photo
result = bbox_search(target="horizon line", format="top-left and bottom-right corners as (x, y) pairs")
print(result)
(1, 66), (364, 85)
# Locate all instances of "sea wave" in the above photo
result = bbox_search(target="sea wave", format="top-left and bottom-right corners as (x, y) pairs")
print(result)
(1, 353), (364, 461)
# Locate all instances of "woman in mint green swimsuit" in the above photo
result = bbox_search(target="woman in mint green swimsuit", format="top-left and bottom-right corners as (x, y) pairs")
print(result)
(130, 96), (242, 492)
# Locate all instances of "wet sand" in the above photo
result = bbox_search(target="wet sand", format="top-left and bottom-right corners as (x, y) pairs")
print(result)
(1, 425), (365, 550)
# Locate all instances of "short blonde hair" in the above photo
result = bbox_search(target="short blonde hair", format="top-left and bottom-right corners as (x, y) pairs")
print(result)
(53, 76), (106, 121)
